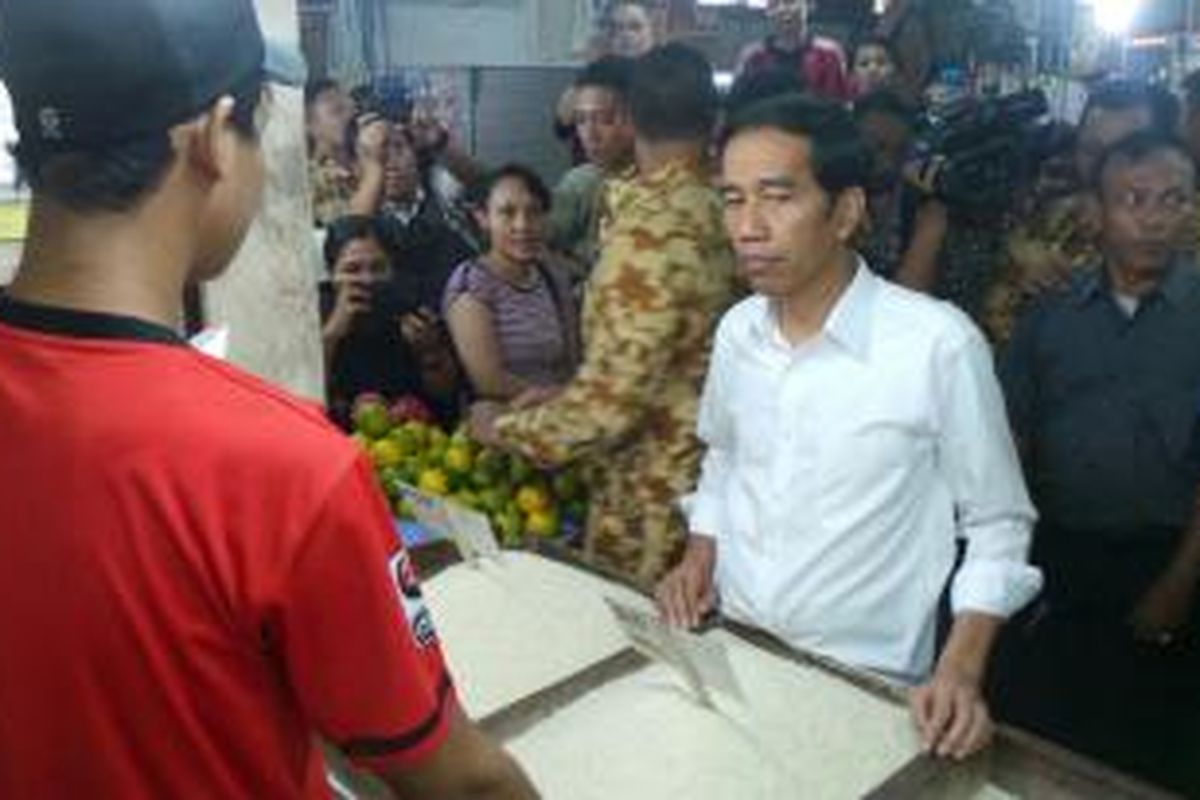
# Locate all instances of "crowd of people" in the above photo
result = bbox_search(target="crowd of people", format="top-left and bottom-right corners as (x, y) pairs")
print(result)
(1, 0), (1197, 796)
(305, 1), (1200, 794)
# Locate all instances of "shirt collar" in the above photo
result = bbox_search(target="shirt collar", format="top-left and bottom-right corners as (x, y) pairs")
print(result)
(1074, 258), (1198, 310)
(0, 295), (185, 346)
(750, 258), (876, 360)
(383, 186), (427, 225)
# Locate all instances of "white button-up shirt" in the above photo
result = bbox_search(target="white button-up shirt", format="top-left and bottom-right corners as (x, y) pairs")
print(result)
(684, 264), (1042, 684)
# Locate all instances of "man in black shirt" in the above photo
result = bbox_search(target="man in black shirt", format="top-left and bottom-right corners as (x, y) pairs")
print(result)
(995, 131), (1200, 796)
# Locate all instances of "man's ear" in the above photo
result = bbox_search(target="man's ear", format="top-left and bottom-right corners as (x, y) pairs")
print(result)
(833, 187), (868, 244)
(182, 96), (238, 182)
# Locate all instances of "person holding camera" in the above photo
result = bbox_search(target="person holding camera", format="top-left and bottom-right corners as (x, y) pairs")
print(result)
(983, 79), (1179, 344)
(375, 123), (480, 309)
(322, 215), (462, 428)
(306, 79), (390, 227)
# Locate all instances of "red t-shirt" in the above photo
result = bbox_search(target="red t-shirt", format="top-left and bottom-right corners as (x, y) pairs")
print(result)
(0, 299), (456, 799)
(737, 35), (851, 102)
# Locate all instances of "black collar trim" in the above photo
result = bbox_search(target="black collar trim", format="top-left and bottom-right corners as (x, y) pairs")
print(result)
(0, 296), (186, 346)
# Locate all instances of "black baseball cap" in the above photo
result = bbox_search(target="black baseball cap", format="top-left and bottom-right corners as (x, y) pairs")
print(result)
(0, 0), (306, 153)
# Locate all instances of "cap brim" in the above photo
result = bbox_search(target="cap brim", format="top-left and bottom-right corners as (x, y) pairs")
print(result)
(264, 38), (307, 87)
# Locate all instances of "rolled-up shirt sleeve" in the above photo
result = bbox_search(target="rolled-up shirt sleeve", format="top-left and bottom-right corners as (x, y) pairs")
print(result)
(680, 322), (734, 540)
(935, 324), (1043, 618)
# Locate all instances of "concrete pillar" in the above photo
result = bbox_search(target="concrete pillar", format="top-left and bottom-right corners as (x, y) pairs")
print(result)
(204, 0), (325, 401)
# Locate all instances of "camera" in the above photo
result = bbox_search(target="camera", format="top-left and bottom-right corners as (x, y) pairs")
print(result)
(909, 89), (1056, 216)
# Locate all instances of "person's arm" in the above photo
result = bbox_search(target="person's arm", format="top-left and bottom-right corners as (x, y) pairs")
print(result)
(911, 614), (1003, 759)
(400, 308), (462, 404)
(445, 294), (530, 401)
(375, 706), (538, 799)
(322, 278), (371, 368)
(894, 200), (948, 293)
(348, 117), (388, 217)
(1130, 491), (1200, 644)
(485, 219), (692, 467)
(657, 326), (735, 628)
(997, 304), (1042, 464)
(910, 323), (1043, 759)
(275, 456), (537, 798)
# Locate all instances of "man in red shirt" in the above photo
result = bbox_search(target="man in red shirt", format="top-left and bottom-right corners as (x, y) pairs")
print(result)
(736, 0), (850, 102)
(0, 1), (536, 798)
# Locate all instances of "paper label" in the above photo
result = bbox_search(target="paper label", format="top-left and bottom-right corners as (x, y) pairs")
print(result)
(398, 484), (499, 562)
(445, 503), (502, 561)
(605, 599), (742, 706)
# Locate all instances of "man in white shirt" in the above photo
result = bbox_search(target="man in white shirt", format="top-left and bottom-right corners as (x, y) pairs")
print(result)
(657, 94), (1042, 760)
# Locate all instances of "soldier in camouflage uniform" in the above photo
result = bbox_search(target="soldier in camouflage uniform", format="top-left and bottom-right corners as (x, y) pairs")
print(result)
(471, 45), (736, 586)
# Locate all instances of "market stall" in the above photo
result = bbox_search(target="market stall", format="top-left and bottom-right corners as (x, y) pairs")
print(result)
(328, 540), (1180, 800)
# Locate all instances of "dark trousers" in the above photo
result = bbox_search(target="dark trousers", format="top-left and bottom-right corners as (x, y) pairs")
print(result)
(989, 527), (1200, 797)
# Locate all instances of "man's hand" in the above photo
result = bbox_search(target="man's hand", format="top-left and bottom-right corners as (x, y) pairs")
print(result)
(1130, 571), (1196, 647)
(655, 536), (717, 629)
(323, 278), (371, 345)
(355, 114), (389, 168)
(909, 664), (994, 760)
(1009, 241), (1073, 297)
(469, 401), (505, 449)
(400, 307), (445, 353)
(511, 385), (562, 410)
(409, 116), (450, 156)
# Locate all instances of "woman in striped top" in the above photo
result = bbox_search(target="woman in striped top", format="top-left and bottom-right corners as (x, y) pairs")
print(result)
(444, 164), (580, 401)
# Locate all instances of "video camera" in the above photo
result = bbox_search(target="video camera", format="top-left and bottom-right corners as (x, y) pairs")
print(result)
(909, 89), (1058, 216)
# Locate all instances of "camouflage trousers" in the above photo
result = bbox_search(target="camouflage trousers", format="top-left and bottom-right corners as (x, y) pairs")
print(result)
(579, 454), (691, 588)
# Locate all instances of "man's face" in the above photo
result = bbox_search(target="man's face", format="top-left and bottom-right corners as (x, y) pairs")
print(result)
(574, 86), (634, 171)
(1098, 149), (1195, 277)
(766, 0), (810, 38)
(719, 127), (862, 298)
(609, 3), (656, 58)
(307, 88), (352, 151)
(1075, 105), (1153, 187)
(853, 45), (895, 94)
(333, 236), (392, 286)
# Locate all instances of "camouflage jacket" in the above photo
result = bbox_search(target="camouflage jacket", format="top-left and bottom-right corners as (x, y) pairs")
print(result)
(494, 158), (737, 585)
(984, 194), (1200, 345)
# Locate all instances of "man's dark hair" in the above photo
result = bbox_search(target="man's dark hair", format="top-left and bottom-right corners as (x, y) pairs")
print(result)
(323, 214), (387, 272)
(629, 43), (718, 143)
(304, 78), (341, 110)
(18, 77), (264, 214)
(574, 56), (635, 100)
(604, 0), (659, 22)
(852, 35), (896, 63)
(724, 93), (872, 199)
(466, 163), (552, 213)
(1091, 130), (1196, 198)
(852, 88), (917, 129)
(1082, 79), (1180, 137)
(725, 67), (805, 120)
